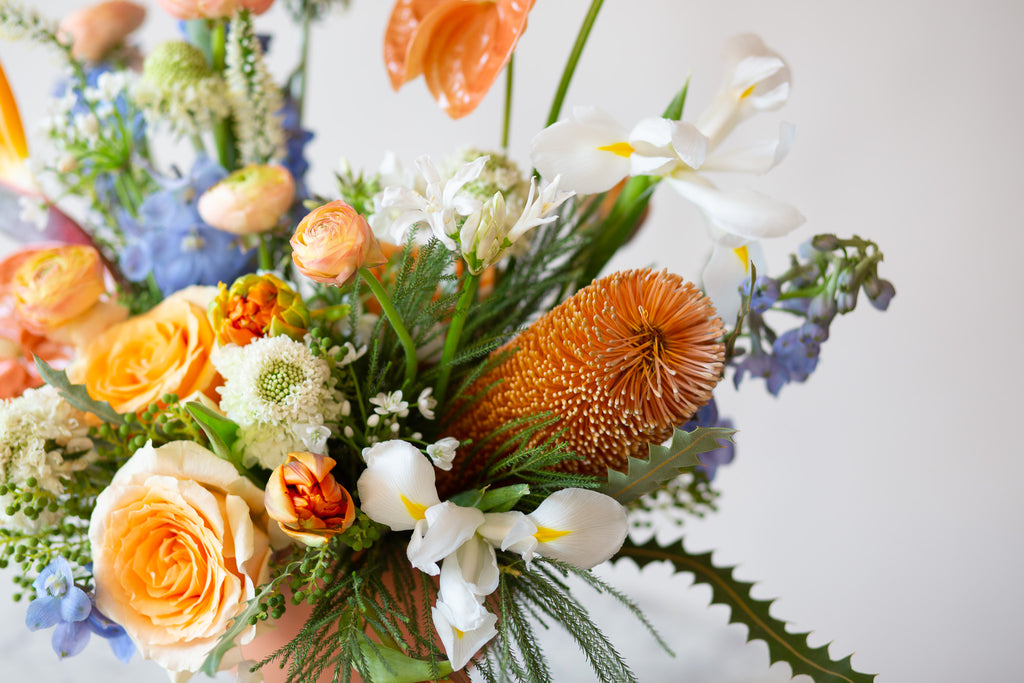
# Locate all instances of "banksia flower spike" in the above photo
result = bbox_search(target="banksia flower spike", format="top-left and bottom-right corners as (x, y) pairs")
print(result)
(445, 268), (725, 479)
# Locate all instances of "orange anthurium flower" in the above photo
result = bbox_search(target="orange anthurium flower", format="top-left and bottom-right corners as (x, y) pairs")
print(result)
(385, 0), (536, 119)
(0, 58), (36, 194)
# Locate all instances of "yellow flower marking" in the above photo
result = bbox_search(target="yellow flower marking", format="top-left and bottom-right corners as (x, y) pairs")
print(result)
(739, 84), (756, 99)
(733, 245), (750, 273)
(400, 495), (428, 520)
(597, 141), (635, 158)
(534, 526), (570, 543)
(453, 627), (465, 640)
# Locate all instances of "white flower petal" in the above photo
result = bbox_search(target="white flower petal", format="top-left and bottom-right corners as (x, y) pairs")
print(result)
(406, 502), (484, 575)
(701, 240), (766, 322)
(437, 537), (498, 631)
(665, 175), (805, 241)
(357, 441), (441, 531)
(701, 122), (796, 175)
(432, 604), (498, 671)
(525, 489), (627, 570)
(530, 106), (631, 193)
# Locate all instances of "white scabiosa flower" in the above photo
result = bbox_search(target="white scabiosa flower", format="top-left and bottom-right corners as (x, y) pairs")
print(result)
(214, 335), (342, 427)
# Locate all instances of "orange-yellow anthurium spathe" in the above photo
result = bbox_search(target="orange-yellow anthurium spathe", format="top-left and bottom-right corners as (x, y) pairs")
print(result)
(385, 0), (535, 119)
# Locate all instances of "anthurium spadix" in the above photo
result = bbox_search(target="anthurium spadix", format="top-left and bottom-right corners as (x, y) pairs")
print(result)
(479, 488), (628, 570)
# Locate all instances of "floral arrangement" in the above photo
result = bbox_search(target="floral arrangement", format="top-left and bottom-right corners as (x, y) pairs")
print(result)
(0, 1), (894, 682)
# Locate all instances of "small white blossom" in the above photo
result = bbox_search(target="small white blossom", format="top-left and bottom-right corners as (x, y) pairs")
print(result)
(426, 437), (460, 471)
(417, 387), (437, 420)
(17, 196), (49, 230)
(369, 390), (409, 417)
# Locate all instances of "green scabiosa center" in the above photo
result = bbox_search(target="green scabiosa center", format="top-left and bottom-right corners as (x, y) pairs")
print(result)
(256, 360), (306, 406)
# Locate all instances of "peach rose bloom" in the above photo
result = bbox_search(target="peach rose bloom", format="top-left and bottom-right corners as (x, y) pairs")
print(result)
(155, 0), (275, 20)
(89, 440), (272, 677)
(290, 200), (387, 286)
(58, 1), (146, 62)
(198, 164), (295, 235)
(71, 292), (219, 413)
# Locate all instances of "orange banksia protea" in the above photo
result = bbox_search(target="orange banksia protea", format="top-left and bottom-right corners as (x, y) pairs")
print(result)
(265, 452), (356, 547)
(210, 272), (310, 347)
(444, 268), (725, 479)
(385, 0), (536, 119)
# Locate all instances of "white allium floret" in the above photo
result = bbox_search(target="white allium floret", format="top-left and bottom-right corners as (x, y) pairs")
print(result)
(214, 336), (343, 427)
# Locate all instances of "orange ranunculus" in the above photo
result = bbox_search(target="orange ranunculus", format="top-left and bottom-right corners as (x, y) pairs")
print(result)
(58, 1), (147, 62)
(385, 0), (536, 119)
(210, 272), (310, 346)
(154, 0), (274, 20)
(265, 452), (356, 547)
(290, 200), (387, 287)
(197, 164), (295, 235)
(11, 245), (106, 330)
(89, 440), (272, 677)
(71, 292), (220, 414)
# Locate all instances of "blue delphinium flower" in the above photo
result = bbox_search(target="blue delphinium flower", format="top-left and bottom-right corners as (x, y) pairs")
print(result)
(25, 558), (135, 662)
(741, 275), (781, 314)
(733, 351), (790, 396)
(681, 398), (736, 481)
(120, 156), (254, 294)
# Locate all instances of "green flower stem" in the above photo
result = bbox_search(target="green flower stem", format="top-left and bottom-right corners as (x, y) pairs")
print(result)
(545, 0), (605, 127)
(291, 2), (313, 123)
(210, 19), (236, 170)
(358, 267), (418, 388)
(434, 271), (479, 408)
(502, 55), (514, 151)
(257, 234), (273, 271)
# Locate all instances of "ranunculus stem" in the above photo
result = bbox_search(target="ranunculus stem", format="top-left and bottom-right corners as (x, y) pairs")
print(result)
(545, 0), (605, 128)
(434, 271), (479, 408)
(358, 267), (418, 387)
(257, 234), (272, 271)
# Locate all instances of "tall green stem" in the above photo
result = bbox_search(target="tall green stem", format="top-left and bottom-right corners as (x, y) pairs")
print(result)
(501, 55), (514, 151)
(434, 272), (479, 408)
(358, 267), (418, 388)
(210, 19), (236, 170)
(545, 0), (605, 127)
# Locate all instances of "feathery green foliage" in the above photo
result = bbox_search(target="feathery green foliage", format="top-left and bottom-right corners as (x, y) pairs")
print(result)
(615, 538), (877, 683)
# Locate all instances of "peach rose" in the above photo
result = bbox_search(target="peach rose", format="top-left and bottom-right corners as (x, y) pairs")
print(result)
(89, 440), (272, 677)
(290, 200), (386, 286)
(265, 452), (355, 547)
(198, 164), (295, 235)
(11, 244), (105, 330)
(71, 292), (219, 413)
(58, 1), (146, 62)
(155, 0), (275, 20)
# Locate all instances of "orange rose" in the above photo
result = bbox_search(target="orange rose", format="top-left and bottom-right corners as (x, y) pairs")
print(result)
(71, 293), (219, 413)
(89, 440), (272, 677)
(385, 0), (535, 118)
(290, 200), (387, 286)
(265, 452), (355, 547)
(12, 244), (106, 330)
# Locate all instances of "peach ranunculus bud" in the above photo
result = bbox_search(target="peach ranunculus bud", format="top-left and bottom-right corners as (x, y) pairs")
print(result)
(58, 1), (146, 62)
(11, 245), (106, 331)
(155, 0), (274, 20)
(70, 292), (220, 414)
(198, 164), (295, 235)
(89, 440), (272, 678)
(209, 272), (310, 347)
(290, 200), (387, 286)
(265, 452), (356, 547)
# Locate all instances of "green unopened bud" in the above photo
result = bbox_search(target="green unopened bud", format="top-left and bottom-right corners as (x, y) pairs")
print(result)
(143, 41), (214, 90)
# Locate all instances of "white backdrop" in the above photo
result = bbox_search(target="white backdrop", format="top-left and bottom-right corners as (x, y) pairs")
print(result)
(1, 1), (1022, 681)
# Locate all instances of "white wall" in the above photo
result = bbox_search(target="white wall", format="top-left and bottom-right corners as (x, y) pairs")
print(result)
(1, 1), (1022, 681)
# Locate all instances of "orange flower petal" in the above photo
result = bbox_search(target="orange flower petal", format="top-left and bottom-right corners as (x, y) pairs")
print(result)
(386, 0), (535, 119)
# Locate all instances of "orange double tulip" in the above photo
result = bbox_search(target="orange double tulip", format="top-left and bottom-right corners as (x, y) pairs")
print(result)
(385, 0), (536, 119)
